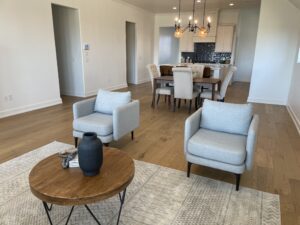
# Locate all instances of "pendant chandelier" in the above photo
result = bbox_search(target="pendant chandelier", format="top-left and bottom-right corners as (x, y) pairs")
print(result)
(174, 0), (211, 39)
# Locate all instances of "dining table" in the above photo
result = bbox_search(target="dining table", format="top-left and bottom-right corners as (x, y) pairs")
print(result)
(151, 76), (221, 108)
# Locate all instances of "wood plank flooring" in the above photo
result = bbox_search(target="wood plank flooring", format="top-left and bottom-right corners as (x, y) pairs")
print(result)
(0, 82), (299, 225)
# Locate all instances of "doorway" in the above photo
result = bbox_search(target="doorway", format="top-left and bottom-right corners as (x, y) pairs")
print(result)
(52, 4), (84, 97)
(126, 22), (136, 85)
(159, 27), (180, 64)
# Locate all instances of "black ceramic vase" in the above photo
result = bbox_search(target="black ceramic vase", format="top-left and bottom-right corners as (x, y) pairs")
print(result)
(78, 132), (103, 176)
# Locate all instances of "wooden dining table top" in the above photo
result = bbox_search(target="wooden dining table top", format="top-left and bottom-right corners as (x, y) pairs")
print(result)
(154, 76), (221, 84)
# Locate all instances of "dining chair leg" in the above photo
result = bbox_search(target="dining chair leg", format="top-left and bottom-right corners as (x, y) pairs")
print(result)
(189, 100), (192, 113)
(195, 98), (198, 110)
(173, 98), (177, 112)
(156, 94), (160, 105)
(168, 96), (171, 106)
(164, 96), (167, 103)
(178, 99), (181, 109)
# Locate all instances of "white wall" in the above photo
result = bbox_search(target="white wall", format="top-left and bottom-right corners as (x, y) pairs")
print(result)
(288, 36), (300, 134)
(159, 27), (179, 64)
(0, 0), (62, 118)
(248, 0), (300, 105)
(0, 0), (154, 118)
(234, 8), (260, 82)
(52, 4), (85, 97)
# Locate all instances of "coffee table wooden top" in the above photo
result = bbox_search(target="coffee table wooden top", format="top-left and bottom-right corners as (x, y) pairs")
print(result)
(29, 148), (135, 206)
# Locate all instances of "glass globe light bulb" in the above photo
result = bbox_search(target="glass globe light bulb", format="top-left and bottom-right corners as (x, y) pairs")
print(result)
(198, 27), (207, 38)
(174, 29), (183, 38)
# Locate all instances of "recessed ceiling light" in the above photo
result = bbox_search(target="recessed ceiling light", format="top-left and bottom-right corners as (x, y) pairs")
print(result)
(196, 0), (201, 3)
(229, 3), (235, 6)
(173, 6), (177, 10)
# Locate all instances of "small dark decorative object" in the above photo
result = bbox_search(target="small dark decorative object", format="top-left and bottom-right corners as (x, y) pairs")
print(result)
(58, 148), (78, 169)
(78, 132), (103, 176)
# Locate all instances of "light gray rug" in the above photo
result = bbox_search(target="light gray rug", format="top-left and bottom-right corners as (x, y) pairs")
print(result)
(0, 142), (281, 225)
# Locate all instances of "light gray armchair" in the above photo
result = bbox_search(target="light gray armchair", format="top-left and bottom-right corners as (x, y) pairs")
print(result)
(184, 99), (259, 191)
(73, 90), (140, 146)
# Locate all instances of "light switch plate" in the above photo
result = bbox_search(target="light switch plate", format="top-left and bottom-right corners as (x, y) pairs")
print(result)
(83, 43), (90, 51)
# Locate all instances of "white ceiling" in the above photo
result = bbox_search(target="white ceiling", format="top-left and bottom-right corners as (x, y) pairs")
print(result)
(121, 0), (261, 13)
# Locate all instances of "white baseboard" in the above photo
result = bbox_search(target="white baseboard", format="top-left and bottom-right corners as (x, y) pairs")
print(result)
(247, 97), (286, 106)
(287, 105), (300, 136)
(136, 78), (151, 85)
(0, 98), (62, 119)
(85, 83), (128, 97)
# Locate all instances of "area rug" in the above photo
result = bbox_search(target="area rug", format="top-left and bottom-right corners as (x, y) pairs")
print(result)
(0, 142), (280, 225)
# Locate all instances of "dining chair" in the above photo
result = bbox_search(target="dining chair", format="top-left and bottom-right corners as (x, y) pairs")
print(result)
(191, 64), (205, 78)
(172, 67), (200, 113)
(147, 64), (173, 106)
(200, 66), (237, 103)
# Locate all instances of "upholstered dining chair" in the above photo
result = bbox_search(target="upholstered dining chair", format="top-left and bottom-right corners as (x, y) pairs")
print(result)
(184, 99), (259, 191)
(73, 89), (140, 146)
(191, 64), (205, 78)
(147, 64), (173, 106)
(200, 66), (237, 103)
(172, 67), (200, 113)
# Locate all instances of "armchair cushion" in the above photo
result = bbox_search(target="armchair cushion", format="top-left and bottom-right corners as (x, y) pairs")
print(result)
(187, 128), (247, 165)
(73, 113), (113, 136)
(94, 89), (131, 115)
(200, 100), (253, 135)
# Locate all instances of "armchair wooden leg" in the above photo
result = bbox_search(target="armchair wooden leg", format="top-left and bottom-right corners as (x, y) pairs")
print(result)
(131, 131), (134, 140)
(235, 174), (241, 191)
(187, 162), (192, 177)
(164, 95), (167, 103)
(195, 97), (198, 110)
(189, 100), (192, 113)
(178, 99), (181, 109)
(74, 137), (78, 148)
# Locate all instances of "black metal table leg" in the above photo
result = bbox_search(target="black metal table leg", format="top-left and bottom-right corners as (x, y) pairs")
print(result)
(43, 202), (53, 225)
(42, 202), (75, 225)
(116, 188), (127, 225)
(84, 205), (101, 225)
(41, 189), (127, 225)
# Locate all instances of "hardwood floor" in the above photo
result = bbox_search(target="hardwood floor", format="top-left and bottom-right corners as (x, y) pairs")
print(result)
(0, 82), (299, 225)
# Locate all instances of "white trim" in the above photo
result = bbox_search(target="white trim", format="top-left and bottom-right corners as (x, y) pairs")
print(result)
(247, 97), (286, 106)
(0, 98), (62, 119)
(136, 78), (151, 84)
(60, 90), (86, 98)
(287, 105), (300, 136)
(85, 83), (128, 97)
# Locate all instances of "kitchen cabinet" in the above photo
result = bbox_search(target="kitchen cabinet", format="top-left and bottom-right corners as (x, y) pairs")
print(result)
(215, 25), (234, 53)
(179, 31), (194, 52)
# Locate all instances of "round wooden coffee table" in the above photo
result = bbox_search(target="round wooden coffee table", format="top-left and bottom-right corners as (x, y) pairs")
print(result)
(29, 148), (135, 225)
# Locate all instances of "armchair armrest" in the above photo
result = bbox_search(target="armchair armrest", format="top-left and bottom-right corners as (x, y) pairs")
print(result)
(113, 100), (140, 140)
(73, 97), (96, 119)
(184, 108), (202, 153)
(246, 114), (260, 170)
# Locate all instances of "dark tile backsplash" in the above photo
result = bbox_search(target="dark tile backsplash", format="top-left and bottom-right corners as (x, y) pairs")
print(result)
(182, 43), (231, 63)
